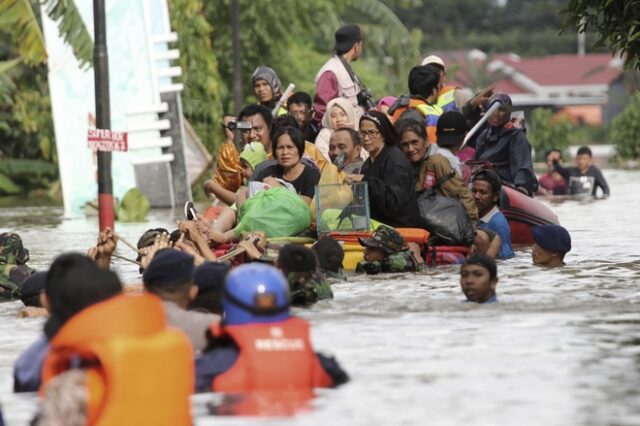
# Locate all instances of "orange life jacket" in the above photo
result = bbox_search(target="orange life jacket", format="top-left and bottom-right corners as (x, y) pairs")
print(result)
(390, 98), (442, 144)
(211, 317), (334, 393)
(41, 294), (194, 426)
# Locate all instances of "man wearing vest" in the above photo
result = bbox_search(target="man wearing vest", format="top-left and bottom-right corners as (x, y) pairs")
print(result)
(195, 263), (348, 396)
(389, 65), (443, 143)
(313, 24), (371, 126)
(421, 55), (461, 112)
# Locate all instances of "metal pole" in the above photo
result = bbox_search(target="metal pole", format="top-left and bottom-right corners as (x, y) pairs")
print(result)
(231, 0), (243, 115)
(461, 101), (501, 148)
(93, 0), (115, 230)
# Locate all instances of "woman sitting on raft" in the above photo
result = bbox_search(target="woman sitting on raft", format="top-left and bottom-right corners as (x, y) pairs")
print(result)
(344, 111), (421, 228)
(396, 113), (478, 223)
(315, 98), (357, 161)
(206, 126), (320, 245)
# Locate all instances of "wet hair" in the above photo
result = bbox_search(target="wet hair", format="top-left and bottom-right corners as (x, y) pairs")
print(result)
(333, 127), (361, 146)
(544, 148), (563, 160)
(277, 244), (317, 274)
(462, 253), (497, 280)
(190, 262), (229, 315)
(312, 238), (344, 273)
(272, 126), (305, 159)
(395, 117), (427, 140)
(408, 65), (441, 98)
(360, 110), (398, 146)
(270, 114), (300, 142)
(287, 92), (312, 109)
(472, 169), (502, 194)
(45, 253), (122, 338)
(577, 146), (592, 157)
(238, 104), (273, 130)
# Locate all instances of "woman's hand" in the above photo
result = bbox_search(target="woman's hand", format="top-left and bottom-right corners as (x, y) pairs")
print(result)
(344, 174), (364, 185)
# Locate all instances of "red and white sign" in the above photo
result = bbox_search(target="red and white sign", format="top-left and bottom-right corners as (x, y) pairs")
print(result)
(87, 128), (128, 152)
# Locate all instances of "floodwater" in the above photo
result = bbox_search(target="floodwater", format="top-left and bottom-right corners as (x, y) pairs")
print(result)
(1, 169), (639, 426)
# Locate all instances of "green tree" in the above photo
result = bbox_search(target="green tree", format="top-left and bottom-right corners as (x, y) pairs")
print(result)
(563, 0), (640, 70)
(528, 107), (574, 161)
(610, 92), (640, 160)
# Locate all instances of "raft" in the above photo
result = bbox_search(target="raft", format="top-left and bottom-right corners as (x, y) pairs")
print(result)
(500, 186), (559, 245)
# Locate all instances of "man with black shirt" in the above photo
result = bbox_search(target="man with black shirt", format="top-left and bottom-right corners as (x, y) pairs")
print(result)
(553, 145), (610, 198)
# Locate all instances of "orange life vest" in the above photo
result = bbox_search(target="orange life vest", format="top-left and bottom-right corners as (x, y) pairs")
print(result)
(211, 317), (334, 393)
(390, 98), (442, 143)
(41, 294), (194, 426)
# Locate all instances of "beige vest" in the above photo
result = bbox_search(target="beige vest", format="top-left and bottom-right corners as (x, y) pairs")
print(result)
(315, 55), (365, 120)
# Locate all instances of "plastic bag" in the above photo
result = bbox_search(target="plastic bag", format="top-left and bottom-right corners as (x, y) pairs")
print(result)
(417, 190), (475, 246)
(234, 188), (312, 238)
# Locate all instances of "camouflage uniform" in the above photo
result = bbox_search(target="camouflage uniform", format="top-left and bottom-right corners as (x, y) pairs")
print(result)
(0, 232), (34, 300)
(355, 226), (421, 274)
(287, 269), (333, 307)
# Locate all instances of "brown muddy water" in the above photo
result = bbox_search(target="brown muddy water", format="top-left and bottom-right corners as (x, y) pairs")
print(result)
(1, 169), (639, 425)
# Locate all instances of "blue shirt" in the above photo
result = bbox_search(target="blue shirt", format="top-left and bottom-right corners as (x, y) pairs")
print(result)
(478, 206), (515, 259)
(14, 335), (49, 393)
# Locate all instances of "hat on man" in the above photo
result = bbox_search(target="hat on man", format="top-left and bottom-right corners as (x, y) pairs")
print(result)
(358, 225), (405, 254)
(532, 225), (572, 254)
(335, 25), (362, 54)
(485, 93), (512, 116)
(421, 54), (446, 70)
(143, 249), (195, 289)
(436, 111), (467, 149)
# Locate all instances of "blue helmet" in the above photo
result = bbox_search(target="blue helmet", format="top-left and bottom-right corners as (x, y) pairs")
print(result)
(223, 263), (290, 325)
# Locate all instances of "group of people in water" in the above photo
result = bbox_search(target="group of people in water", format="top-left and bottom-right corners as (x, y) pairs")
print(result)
(0, 23), (610, 424)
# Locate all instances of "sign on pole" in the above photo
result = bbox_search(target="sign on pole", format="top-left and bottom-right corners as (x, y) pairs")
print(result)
(87, 128), (129, 152)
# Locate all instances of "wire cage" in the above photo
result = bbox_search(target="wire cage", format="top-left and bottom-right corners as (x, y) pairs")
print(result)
(314, 182), (371, 236)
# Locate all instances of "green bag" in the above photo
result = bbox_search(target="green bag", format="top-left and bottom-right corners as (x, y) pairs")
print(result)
(234, 188), (312, 238)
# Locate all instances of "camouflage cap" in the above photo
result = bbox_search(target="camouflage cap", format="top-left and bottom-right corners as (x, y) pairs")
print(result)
(0, 232), (29, 265)
(358, 226), (405, 254)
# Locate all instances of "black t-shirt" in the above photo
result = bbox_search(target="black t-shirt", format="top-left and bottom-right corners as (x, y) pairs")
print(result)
(254, 164), (320, 198)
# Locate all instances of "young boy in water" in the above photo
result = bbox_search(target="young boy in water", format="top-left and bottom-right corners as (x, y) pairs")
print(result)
(531, 224), (571, 268)
(460, 253), (498, 303)
(552, 146), (610, 198)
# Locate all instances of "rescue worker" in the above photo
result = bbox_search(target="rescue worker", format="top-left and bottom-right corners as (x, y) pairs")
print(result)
(143, 249), (219, 353)
(471, 170), (515, 259)
(0, 232), (34, 301)
(421, 54), (459, 112)
(356, 226), (422, 274)
(312, 238), (347, 281)
(388, 65), (443, 143)
(531, 224), (571, 268)
(14, 253), (122, 393)
(460, 253), (499, 304)
(473, 93), (538, 195)
(36, 284), (193, 425)
(276, 243), (333, 306)
(313, 24), (371, 125)
(195, 263), (349, 393)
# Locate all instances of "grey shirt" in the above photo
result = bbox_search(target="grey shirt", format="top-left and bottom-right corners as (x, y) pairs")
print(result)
(163, 301), (219, 353)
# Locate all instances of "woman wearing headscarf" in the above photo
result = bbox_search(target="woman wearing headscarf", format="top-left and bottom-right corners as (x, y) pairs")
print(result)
(314, 98), (357, 162)
(473, 93), (538, 195)
(345, 111), (421, 228)
(252, 66), (283, 111)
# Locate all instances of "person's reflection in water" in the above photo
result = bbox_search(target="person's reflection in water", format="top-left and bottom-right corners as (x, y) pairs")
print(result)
(196, 263), (348, 416)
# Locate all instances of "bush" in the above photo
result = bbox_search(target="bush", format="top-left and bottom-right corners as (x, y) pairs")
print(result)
(528, 107), (574, 161)
(610, 92), (640, 160)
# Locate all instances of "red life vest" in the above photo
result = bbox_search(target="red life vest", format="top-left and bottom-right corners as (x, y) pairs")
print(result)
(211, 317), (334, 393)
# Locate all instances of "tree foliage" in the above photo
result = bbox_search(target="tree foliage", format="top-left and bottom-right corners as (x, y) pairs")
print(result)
(528, 107), (574, 161)
(563, 0), (640, 70)
(610, 92), (640, 160)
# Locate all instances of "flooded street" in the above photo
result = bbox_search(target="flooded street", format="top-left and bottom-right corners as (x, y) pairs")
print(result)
(1, 169), (640, 425)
